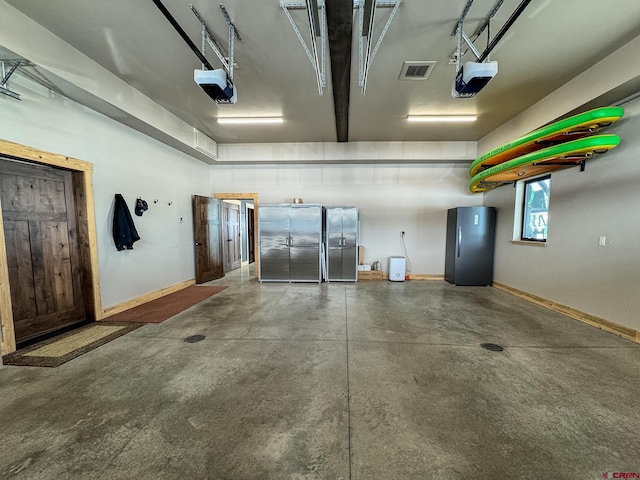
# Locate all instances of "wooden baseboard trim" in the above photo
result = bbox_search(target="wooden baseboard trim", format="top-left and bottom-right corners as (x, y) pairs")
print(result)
(408, 274), (444, 281)
(101, 279), (196, 318)
(493, 281), (639, 343)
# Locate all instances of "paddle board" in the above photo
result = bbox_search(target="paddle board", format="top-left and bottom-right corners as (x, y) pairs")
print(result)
(469, 106), (624, 177)
(469, 134), (620, 193)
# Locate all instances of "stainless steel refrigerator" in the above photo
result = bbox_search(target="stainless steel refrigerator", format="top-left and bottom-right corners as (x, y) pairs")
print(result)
(444, 206), (496, 286)
(259, 204), (322, 283)
(325, 207), (358, 282)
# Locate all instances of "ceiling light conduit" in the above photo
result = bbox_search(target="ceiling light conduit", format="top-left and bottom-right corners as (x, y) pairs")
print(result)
(281, 0), (327, 95)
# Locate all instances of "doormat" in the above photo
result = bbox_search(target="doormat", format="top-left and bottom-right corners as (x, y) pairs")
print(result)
(105, 285), (228, 324)
(2, 321), (145, 368)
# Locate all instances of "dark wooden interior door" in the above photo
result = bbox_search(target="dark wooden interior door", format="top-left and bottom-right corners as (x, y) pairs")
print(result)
(247, 206), (255, 263)
(222, 202), (241, 272)
(193, 195), (224, 283)
(0, 159), (86, 343)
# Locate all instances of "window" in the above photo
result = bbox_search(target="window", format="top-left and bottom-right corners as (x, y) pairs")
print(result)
(521, 175), (551, 242)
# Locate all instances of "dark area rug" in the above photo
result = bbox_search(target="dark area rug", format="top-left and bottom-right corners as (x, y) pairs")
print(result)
(2, 321), (145, 368)
(106, 285), (228, 323)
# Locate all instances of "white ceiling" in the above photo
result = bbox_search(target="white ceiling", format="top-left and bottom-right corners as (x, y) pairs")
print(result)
(3, 0), (640, 145)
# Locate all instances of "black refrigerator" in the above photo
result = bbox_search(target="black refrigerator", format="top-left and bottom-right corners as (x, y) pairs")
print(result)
(444, 206), (496, 286)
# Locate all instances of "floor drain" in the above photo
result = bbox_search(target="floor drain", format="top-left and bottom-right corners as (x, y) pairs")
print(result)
(481, 343), (504, 352)
(184, 335), (206, 343)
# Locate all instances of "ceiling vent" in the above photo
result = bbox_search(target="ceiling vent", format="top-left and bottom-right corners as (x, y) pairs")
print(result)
(193, 128), (218, 160)
(399, 61), (436, 81)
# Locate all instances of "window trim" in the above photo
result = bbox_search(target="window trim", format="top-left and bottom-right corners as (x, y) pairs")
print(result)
(520, 174), (551, 243)
(510, 239), (547, 247)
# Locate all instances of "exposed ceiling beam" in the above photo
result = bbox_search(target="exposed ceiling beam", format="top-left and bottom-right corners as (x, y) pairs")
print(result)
(326, 0), (352, 142)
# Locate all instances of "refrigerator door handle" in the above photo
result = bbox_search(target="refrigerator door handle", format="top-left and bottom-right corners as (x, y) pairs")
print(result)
(285, 236), (290, 246)
(457, 227), (462, 258)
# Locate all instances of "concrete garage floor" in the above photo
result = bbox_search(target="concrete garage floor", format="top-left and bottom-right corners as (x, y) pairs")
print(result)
(1, 265), (640, 479)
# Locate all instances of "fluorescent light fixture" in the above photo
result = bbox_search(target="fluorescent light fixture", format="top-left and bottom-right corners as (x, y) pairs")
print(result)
(217, 117), (283, 125)
(407, 115), (477, 123)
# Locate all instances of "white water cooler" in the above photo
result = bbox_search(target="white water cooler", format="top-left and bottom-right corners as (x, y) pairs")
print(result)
(388, 256), (406, 282)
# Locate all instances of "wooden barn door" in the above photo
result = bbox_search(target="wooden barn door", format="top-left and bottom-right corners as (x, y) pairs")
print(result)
(0, 159), (87, 344)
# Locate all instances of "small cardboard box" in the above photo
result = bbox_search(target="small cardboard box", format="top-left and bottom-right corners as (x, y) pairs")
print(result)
(357, 270), (385, 281)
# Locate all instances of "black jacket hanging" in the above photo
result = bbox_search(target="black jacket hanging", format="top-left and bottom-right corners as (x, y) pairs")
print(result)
(112, 193), (140, 251)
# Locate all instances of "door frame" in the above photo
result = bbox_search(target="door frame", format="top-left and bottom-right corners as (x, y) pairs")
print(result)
(0, 139), (102, 354)
(214, 193), (259, 278)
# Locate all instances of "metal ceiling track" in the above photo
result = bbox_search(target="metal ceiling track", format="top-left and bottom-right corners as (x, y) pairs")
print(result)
(152, 0), (240, 79)
(451, 0), (531, 98)
(152, 0), (213, 69)
(452, 0), (532, 64)
(281, 0), (327, 95)
(354, 0), (400, 95)
(190, 4), (240, 80)
(450, 0), (504, 62)
(0, 60), (22, 100)
(477, 0), (531, 63)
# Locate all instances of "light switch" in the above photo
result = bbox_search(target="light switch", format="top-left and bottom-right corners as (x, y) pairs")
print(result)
(598, 236), (606, 247)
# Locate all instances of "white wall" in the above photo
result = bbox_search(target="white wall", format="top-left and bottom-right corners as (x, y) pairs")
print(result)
(211, 163), (482, 275)
(0, 1), (216, 165)
(479, 34), (640, 155)
(484, 96), (640, 330)
(1, 76), (210, 309)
